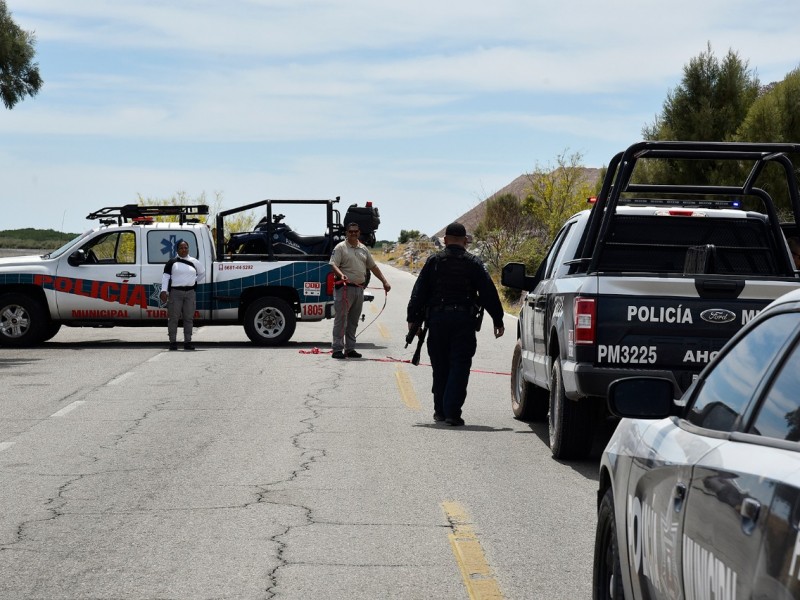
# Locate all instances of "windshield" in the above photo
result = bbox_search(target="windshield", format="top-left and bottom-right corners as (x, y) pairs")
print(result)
(44, 230), (93, 259)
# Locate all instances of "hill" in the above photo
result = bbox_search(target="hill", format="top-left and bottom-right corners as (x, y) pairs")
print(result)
(0, 228), (80, 250)
(433, 168), (602, 238)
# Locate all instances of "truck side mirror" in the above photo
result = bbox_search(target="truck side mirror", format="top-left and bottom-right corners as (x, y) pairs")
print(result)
(501, 262), (538, 291)
(68, 249), (87, 267)
(607, 377), (676, 419)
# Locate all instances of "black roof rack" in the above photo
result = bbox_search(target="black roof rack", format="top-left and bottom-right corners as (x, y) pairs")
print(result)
(86, 204), (209, 225)
(576, 141), (800, 274)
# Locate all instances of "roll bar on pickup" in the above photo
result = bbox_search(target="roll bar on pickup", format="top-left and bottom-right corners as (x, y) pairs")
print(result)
(86, 204), (210, 226)
(576, 141), (800, 276)
(215, 197), (341, 262)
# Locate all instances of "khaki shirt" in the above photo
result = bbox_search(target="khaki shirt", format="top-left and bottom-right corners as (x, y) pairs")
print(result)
(330, 240), (375, 285)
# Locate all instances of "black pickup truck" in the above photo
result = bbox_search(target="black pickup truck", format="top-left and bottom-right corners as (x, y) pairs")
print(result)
(502, 141), (800, 459)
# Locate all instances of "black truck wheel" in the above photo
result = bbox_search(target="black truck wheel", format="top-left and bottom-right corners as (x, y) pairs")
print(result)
(549, 356), (593, 459)
(0, 293), (48, 347)
(593, 487), (624, 600)
(243, 297), (296, 345)
(511, 340), (549, 421)
(41, 322), (62, 342)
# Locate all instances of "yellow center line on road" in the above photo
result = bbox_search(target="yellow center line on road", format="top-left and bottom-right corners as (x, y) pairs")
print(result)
(441, 501), (504, 600)
(394, 365), (420, 411)
(377, 323), (391, 339)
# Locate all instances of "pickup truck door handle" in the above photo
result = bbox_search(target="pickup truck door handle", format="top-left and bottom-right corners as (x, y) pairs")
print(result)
(740, 497), (760, 535)
(672, 483), (687, 513)
(116, 271), (137, 279)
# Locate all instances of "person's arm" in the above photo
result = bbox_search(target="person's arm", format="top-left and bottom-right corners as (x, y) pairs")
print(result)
(159, 271), (171, 303)
(369, 264), (391, 292)
(329, 245), (347, 281)
(194, 258), (207, 283)
(406, 256), (434, 324)
(475, 263), (505, 338)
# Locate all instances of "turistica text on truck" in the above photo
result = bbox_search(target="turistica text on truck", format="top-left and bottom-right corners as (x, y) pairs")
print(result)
(0, 198), (381, 347)
(502, 141), (800, 460)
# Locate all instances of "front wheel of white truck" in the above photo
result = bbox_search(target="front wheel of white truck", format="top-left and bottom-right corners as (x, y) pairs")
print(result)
(243, 296), (297, 345)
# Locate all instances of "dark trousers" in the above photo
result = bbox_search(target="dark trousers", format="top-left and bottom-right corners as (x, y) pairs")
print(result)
(426, 311), (477, 420)
(331, 285), (364, 352)
(167, 288), (196, 343)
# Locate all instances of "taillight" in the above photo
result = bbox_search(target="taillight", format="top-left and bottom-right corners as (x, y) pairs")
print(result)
(654, 209), (707, 217)
(574, 297), (596, 345)
(326, 271), (336, 295)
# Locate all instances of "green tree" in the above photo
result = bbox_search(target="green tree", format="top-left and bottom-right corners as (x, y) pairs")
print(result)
(738, 69), (800, 143)
(640, 44), (760, 187)
(474, 193), (536, 274)
(398, 229), (421, 244)
(645, 44), (759, 143)
(0, 0), (43, 109)
(522, 150), (595, 242)
(137, 191), (256, 235)
(735, 68), (800, 212)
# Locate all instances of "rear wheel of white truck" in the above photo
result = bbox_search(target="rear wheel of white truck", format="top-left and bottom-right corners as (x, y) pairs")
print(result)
(549, 356), (594, 460)
(243, 297), (297, 345)
(511, 340), (549, 421)
(0, 293), (48, 347)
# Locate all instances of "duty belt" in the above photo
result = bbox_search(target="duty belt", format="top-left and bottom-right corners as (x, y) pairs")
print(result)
(430, 304), (472, 313)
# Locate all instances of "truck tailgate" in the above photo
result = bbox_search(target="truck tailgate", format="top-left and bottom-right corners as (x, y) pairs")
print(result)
(592, 276), (800, 386)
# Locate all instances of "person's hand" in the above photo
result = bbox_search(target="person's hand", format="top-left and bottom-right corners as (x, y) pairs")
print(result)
(494, 326), (505, 339)
(159, 291), (168, 303)
(383, 281), (391, 292)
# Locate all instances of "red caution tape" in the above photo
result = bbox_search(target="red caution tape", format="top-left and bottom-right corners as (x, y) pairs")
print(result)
(298, 350), (509, 375)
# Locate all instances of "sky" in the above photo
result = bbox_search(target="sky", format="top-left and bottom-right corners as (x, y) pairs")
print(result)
(2, 1), (800, 241)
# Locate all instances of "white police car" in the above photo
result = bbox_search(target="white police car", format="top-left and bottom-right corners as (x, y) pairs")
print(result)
(594, 287), (800, 599)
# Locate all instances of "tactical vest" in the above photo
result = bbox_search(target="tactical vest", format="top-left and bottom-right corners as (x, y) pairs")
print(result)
(430, 250), (476, 307)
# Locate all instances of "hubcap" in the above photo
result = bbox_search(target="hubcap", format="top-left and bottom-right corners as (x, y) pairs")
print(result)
(255, 307), (285, 338)
(513, 357), (523, 401)
(1, 305), (29, 338)
(549, 367), (560, 442)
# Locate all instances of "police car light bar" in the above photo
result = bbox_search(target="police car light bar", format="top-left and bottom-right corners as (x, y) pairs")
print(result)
(617, 197), (741, 209)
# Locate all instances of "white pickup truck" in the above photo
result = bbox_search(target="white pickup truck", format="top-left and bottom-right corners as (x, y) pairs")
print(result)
(0, 200), (375, 346)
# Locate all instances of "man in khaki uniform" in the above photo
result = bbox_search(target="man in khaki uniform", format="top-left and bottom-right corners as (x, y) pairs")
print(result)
(329, 223), (391, 358)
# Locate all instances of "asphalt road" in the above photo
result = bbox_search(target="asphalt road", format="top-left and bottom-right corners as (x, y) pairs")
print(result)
(0, 262), (610, 599)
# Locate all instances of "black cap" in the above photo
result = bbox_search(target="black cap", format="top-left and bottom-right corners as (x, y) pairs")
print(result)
(445, 222), (467, 237)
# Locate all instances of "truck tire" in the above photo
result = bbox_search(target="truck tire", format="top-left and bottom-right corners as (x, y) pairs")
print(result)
(511, 340), (548, 421)
(243, 297), (296, 345)
(0, 293), (47, 347)
(593, 487), (624, 600)
(549, 356), (593, 460)
(41, 322), (62, 342)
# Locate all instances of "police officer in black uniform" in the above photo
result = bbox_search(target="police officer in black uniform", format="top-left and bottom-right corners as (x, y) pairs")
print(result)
(406, 222), (505, 426)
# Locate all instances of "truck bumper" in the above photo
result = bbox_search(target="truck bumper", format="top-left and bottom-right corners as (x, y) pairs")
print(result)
(561, 360), (682, 401)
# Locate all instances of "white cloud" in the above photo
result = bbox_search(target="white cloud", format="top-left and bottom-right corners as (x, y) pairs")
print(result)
(4, 0), (800, 238)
